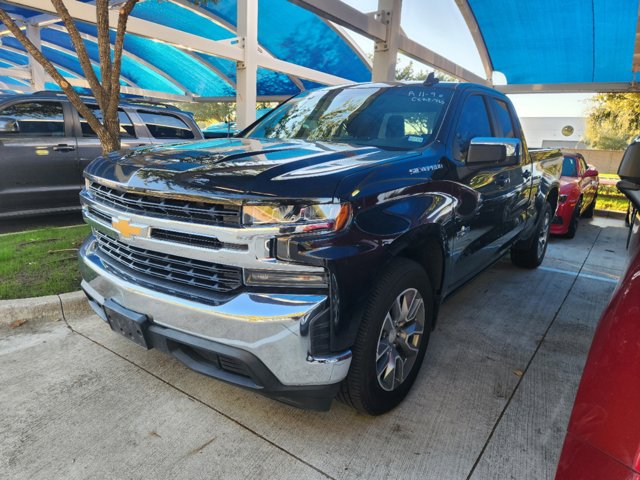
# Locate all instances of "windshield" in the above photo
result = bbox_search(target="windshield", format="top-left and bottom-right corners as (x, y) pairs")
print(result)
(562, 156), (578, 177)
(246, 85), (453, 150)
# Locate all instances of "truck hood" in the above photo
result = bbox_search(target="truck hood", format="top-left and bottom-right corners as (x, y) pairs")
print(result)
(85, 137), (421, 201)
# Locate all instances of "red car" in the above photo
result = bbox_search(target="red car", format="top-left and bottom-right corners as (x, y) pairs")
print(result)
(550, 153), (599, 238)
(555, 142), (640, 479)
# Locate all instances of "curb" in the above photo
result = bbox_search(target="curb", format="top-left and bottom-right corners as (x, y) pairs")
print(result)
(594, 209), (626, 220)
(0, 290), (93, 329)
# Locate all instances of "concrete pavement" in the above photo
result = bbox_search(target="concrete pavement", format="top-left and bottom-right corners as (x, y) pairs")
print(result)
(0, 217), (628, 480)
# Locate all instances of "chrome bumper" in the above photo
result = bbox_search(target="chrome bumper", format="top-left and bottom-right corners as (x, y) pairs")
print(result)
(79, 236), (351, 387)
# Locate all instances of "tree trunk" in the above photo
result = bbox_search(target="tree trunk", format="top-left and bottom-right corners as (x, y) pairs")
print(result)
(99, 129), (121, 155)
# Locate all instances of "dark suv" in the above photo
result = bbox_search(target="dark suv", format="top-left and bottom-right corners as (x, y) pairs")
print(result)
(0, 91), (203, 218)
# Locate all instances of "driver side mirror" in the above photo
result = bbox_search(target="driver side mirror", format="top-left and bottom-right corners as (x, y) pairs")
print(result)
(467, 137), (521, 165)
(584, 166), (599, 177)
(0, 116), (19, 133)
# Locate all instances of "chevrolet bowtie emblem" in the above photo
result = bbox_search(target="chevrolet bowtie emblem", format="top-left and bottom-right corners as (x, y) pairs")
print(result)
(112, 218), (144, 238)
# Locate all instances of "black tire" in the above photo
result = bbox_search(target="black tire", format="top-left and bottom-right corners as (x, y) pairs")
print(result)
(565, 198), (582, 239)
(582, 193), (597, 218)
(338, 258), (434, 415)
(511, 202), (552, 268)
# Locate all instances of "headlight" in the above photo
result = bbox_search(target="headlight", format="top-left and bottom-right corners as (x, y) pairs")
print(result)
(559, 194), (568, 203)
(242, 203), (351, 232)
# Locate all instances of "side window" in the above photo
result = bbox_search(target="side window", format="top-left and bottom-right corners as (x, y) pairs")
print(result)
(579, 157), (589, 175)
(453, 95), (492, 161)
(0, 101), (65, 137)
(489, 98), (516, 138)
(138, 111), (194, 139)
(79, 106), (136, 138)
(561, 156), (578, 177)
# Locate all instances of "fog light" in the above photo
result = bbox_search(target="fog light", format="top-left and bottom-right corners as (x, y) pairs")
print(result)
(244, 270), (328, 288)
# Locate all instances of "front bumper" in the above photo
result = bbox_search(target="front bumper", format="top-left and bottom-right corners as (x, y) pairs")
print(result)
(550, 202), (574, 235)
(79, 236), (351, 410)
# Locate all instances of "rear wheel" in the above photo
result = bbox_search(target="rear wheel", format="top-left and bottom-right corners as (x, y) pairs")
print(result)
(582, 193), (597, 218)
(511, 202), (552, 268)
(338, 258), (433, 415)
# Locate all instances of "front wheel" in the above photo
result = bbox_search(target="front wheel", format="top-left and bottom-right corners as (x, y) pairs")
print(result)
(581, 193), (597, 218)
(565, 198), (582, 239)
(338, 258), (434, 415)
(511, 202), (552, 268)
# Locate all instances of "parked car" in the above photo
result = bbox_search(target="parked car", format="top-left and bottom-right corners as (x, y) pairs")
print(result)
(0, 91), (203, 219)
(202, 108), (272, 138)
(550, 153), (599, 238)
(78, 81), (563, 414)
(555, 140), (640, 479)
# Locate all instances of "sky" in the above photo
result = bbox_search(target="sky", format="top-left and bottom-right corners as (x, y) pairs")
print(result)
(341, 0), (593, 118)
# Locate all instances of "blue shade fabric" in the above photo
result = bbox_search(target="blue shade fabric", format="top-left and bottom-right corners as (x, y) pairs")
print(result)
(0, 0), (370, 97)
(468, 0), (640, 84)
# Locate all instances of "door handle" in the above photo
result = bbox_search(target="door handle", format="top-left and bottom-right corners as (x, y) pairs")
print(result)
(53, 144), (76, 152)
(522, 170), (531, 179)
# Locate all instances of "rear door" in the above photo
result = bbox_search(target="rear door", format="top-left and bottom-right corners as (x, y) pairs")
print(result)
(0, 99), (79, 216)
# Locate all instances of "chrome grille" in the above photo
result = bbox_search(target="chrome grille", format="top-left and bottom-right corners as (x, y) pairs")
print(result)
(94, 231), (242, 293)
(150, 229), (247, 251)
(88, 182), (241, 226)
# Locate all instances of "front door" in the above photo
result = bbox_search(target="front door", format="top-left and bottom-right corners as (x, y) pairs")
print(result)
(448, 94), (529, 287)
(0, 100), (78, 216)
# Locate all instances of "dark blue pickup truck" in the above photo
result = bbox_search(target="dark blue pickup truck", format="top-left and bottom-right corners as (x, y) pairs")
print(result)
(78, 81), (562, 414)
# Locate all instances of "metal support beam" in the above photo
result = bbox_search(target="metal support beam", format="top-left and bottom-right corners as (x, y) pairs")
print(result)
(289, 0), (490, 85)
(236, 0), (258, 129)
(196, 95), (291, 103)
(496, 82), (640, 94)
(25, 24), (46, 90)
(454, 0), (493, 81)
(397, 36), (487, 85)
(371, 0), (401, 82)
(168, 0), (304, 91)
(0, 66), (30, 79)
(5, 0), (352, 87)
(47, 24), (192, 95)
(290, 0), (386, 40)
(0, 44), (90, 83)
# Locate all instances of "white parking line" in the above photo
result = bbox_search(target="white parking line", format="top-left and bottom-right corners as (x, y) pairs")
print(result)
(539, 266), (620, 284)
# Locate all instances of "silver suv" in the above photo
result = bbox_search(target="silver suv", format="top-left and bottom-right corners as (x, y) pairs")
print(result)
(0, 91), (203, 218)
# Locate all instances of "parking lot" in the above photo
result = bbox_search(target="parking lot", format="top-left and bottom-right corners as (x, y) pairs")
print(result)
(0, 216), (627, 480)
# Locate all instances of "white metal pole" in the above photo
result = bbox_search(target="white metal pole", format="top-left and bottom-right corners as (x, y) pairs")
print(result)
(236, 0), (258, 129)
(371, 0), (402, 82)
(26, 23), (46, 91)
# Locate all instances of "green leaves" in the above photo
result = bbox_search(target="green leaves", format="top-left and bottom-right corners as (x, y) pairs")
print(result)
(586, 93), (640, 150)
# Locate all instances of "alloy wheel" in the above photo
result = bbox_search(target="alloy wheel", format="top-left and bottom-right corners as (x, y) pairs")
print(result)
(375, 288), (426, 392)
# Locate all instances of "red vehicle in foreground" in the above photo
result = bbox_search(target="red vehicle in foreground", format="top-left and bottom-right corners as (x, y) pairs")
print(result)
(550, 153), (599, 238)
(555, 141), (640, 479)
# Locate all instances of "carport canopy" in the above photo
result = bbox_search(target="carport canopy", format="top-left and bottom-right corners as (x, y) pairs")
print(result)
(0, 0), (639, 127)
